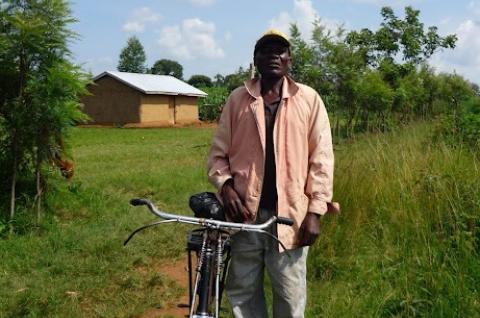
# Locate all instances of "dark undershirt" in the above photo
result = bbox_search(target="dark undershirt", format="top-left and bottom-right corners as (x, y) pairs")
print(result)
(259, 98), (281, 210)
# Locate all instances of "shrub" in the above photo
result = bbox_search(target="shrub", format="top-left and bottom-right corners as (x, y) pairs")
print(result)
(188, 74), (213, 88)
(198, 86), (229, 121)
(433, 96), (480, 150)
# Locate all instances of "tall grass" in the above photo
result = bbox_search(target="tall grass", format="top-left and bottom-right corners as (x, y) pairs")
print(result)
(0, 123), (478, 317)
(307, 123), (480, 317)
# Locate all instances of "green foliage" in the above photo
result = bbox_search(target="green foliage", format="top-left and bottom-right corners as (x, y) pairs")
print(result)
(308, 123), (480, 317)
(289, 24), (320, 85)
(364, 6), (457, 64)
(434, 96), (480, 150)
(394, 70), (426, 120)
(459, 100), (480, 148)
(309, 21), (370, 136)
(150, 59), (183, 79)
(431, 72), (479, 149)
(197, 86), (229, 121)
(354, 70), (394, 130)
(213, 73), (225, 87)
(187, 74), (213, 88)
(0, 0), (89, 223)
(437, 73), (474, 107)
(117, 36), (146, 73)
(223, 67), (250, 92)
(417, 64), (441, 117)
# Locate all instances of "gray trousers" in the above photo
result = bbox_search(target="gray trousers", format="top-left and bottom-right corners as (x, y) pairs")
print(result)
(226, 209), (308, 318)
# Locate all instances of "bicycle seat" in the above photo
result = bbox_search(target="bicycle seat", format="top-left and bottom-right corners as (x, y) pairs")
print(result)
(189, 192), (226, 221)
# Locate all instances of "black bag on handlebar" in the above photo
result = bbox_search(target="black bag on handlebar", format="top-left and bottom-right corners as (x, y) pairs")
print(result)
(189, 192), (226, 221)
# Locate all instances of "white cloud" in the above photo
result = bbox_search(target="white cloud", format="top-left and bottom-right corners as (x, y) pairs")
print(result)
(270, 12), (292, 35)
(158, 18), (224, 59)
(123, 7), (161, 33)
(468, 0), (480, 16)
(431, 19), (480, 84)
(189, 0), (215, 6)
(269, 0), (342, 40)
(123, 22), (143, 33)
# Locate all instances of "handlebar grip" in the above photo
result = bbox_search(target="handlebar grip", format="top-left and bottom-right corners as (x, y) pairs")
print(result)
(130, 198), (149, 206)
(277, 217), (294, 226)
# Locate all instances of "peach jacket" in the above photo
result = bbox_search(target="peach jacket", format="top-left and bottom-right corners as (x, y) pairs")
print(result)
(207, 76), (339, 249)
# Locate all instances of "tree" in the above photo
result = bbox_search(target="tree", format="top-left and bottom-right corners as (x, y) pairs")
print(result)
(0, 0), (88, 226)
(345, 28), (377, 66)
(418, 64), (441, 118)
(311, 21), (368, 137)
(213, 73), (225, 87)
(223, 67), (250, 92)
(374, 6), (456, 64)
(289, 24), (320, 85)
(150, 59), (183, 79)
(117, 36), (146, 73)
(437, 73), (476, 114)
(188, 74), (213, 88)
(340, 6), (457, 134)
(354, 70), (394, 131)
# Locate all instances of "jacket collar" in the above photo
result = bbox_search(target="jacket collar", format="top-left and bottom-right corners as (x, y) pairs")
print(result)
(244, 76), (300, 100)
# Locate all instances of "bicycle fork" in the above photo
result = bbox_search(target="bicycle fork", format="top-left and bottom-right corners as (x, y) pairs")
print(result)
(189, 231), (215, 318)
(189, 231), (227, 318)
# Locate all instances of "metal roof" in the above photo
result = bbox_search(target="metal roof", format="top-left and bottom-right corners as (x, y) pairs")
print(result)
(93, 71), (208, 97)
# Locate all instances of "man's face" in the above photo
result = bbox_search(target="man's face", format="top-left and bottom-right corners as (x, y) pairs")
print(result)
(254, 39), (291, 79)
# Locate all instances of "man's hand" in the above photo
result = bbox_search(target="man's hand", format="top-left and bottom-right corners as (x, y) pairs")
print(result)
(297, 212), (321, 247)
(221, 179), (254, 222)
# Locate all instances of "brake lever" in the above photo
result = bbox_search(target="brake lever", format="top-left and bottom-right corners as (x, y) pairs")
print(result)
(124, 219), (176, 246)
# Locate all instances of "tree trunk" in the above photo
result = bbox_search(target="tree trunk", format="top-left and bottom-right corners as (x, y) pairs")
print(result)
(10, 43), (26, 223)
(366, 111), (370, 132)
(9, 42), (26, 227)
(335, 116), (340, 139)
(35, 150), (43, 222)
(346, 108), (357, 139)
(10, 154), (17, 221)
(10, 136), (18, 234)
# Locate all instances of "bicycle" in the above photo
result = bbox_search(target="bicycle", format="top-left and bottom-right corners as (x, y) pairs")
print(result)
(124, 195), (293, 318)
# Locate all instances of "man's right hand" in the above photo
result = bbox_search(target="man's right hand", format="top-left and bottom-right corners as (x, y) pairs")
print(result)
(221, 179), (254, 222)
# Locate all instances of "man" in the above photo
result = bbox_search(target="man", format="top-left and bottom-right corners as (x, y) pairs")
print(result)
(207, 29), (338, 318)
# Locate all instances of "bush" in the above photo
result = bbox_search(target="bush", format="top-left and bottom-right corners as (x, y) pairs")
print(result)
(458, 98), (480, 148)
(198, 86), (229, 121)
(0, 0), (88, 223)
(433, 97), (480, 150)
(188, 74), (213, 88)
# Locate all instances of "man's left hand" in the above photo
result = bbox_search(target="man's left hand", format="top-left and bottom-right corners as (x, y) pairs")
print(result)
(297, 212), (321, 247)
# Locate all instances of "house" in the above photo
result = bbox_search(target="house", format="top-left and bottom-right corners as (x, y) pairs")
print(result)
(82, 71), (207, 127)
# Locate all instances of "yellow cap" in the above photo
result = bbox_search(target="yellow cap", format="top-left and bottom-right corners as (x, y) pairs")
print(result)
(254, 28), (290, 53)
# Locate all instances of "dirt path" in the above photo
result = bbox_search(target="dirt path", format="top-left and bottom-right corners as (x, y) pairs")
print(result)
(140, 256), (191, 318)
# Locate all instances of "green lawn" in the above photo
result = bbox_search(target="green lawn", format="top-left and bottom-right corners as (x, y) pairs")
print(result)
(0, 123), (479, 317)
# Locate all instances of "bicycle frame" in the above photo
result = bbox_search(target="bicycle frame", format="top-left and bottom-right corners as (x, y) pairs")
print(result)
(125, 198), (293, 318)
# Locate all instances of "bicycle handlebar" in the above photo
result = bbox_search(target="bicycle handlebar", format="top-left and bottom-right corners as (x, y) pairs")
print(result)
(129, 198), (292, 232)
(130, 198), (149, 206)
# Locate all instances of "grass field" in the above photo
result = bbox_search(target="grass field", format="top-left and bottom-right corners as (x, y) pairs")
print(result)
(0, 123), (479, 317)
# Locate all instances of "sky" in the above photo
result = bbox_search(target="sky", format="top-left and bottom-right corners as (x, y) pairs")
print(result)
(70, 0), (480, 84)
